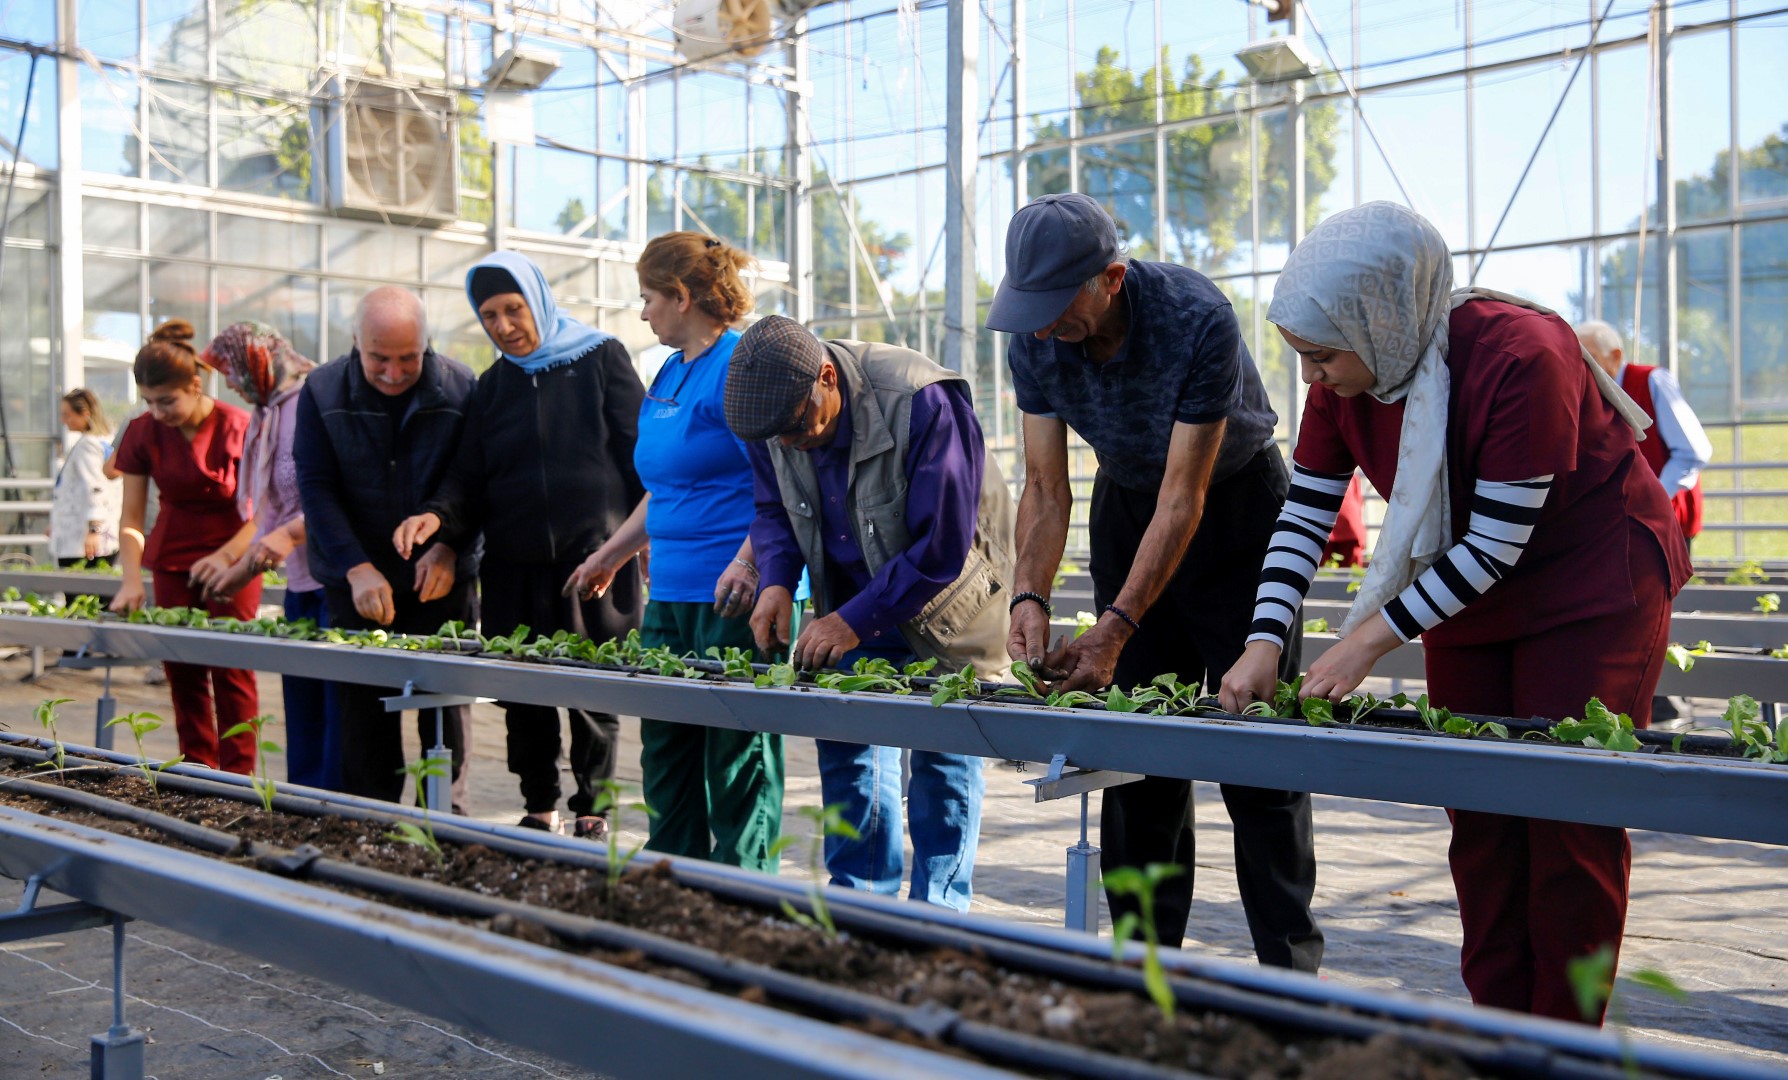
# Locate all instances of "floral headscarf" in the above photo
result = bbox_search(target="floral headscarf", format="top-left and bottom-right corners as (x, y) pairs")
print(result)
(202, 322), (313, 408)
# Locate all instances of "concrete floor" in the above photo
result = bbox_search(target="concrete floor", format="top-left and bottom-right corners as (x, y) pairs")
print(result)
(0, 656), (1783, 1077)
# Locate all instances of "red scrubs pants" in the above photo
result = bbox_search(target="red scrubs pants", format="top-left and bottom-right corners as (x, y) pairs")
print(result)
(1423, 533), (1671, 1025)
(152, 571), (263, 774)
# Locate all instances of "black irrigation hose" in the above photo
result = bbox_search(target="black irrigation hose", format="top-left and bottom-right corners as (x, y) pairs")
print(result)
(0, 772), (245, 856)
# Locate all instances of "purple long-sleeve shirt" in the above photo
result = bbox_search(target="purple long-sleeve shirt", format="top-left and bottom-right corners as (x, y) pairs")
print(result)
(748, 379), (984, 643)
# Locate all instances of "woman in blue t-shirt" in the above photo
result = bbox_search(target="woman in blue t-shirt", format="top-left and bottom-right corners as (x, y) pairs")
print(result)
(566, 233), (783, 871)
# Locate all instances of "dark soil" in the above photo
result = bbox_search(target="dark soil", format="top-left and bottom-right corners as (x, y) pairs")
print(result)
(0, 762), (1484, 1079)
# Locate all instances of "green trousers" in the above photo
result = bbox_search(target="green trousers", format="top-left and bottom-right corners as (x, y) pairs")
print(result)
(638, 601), (784, 872)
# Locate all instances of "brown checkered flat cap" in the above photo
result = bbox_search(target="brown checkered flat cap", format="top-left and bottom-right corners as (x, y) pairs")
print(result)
(725, 315), (826, 441)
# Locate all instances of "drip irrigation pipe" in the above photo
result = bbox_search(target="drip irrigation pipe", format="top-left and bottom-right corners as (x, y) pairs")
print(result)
(0, 743), (1632, 1080)
(0, 772), (245, 856)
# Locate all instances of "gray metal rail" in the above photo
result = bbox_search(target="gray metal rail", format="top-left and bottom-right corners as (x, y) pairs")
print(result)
(1, 615), (1784, 846)
(0, 569), (287, 605)
(1301, 598), (1788, 652)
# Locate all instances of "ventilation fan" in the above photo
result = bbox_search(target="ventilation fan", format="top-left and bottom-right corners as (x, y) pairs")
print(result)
(673, 0), (831, 61)
(327, 83), (460, 222)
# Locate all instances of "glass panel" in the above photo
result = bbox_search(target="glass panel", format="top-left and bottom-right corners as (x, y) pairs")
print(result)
(1357, 3), (1466, 87)
(83, 256), (142, 354)
(217, 90), (313, 200)
(1676, 229), (1733, 422)
(84, 198), (139, 252)
(326, 224), (421, 281)
(596, 157), (629, 243)
(528, 38), (595, 143)
(1071, 0), (1157, 138)
(1259, 111), (1294, 270)
(146, 204), (207, 260)
(0, 47), (59, 169)
(1022, 147), (1069, 201)
(425, 287), (492, 373)
(683, 174), (752, 247)
(143, 76), (207, 185)
(644, 70), (676, 161)
(1472, 243), (1595, 323)
(1079, 135), (1156, 256)
(1305, 98), (1352, 230)
(424, 236), (487, 286)
(1736, 20), (1788, 214)
(391, 9), (448, 84)
(1739, 221), (1788, 417)
(1356, 77), (1469, 249)
(2, 186), (51, 242)
(216, 0), (316, 92)
(1672, 29), (1732, 226)
(512, 146), (598, 237)
(598, 68), (627, 156)
(1470, 0), (1591, 68)
(1594, 234), (1663, 367)
(750, 81), (787, 176)
(751, 184), (786, 263)
(646, 166), (679, 237)
(529, 251), (597, 305)
(0, 244), (55, 438)
(147, 260), (209, 344)
(218, 272), (320, 364)
(1473, 60), (1593, 248)
(601, 258), (637, 304)
(145, 0), (205, 67)
(459, 96), (494, 226)
(0, 5), (57, 46)
(1596, 43), (1651, 235)
(1022, 0), (1073, 133)
(679, 72), (746, 162)
(1164, 118), (1252, 276)
(1159, 0), (1251, 119)
(80, 65), (138, 177)
(218, 214), (318, 270)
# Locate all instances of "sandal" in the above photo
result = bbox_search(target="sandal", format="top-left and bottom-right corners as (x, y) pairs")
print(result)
(517, 811), (561, 833)
(574, 816), (609, 842)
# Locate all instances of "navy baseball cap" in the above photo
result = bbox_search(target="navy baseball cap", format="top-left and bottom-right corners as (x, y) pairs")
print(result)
(987, 193), (1121, 334)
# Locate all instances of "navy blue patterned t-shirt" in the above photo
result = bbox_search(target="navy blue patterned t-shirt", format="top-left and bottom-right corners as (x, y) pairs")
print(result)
(1006, 259), (1277, 491)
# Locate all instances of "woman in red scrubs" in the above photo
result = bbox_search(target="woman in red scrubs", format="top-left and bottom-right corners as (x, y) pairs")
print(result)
(109, 319), (263, 772)
(1220, 202), (1690, 1024)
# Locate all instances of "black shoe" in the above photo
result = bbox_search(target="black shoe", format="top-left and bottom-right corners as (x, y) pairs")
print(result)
(517, 812), (560, 833)
(574, 816), (609, 842)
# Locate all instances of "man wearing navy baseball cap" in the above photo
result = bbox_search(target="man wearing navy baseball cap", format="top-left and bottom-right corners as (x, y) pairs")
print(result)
(988, 192), (1323, 973)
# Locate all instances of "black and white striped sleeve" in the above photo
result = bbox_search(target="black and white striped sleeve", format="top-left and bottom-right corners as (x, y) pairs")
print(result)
(1379, 476), (1553, 642)
(1247, 465), (1352, 649)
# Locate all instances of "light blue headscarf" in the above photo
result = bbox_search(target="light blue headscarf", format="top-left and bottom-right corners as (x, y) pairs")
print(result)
(465, 250), (613, 376)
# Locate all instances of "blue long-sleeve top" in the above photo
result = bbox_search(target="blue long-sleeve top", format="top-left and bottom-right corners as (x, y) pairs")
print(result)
(747, 379), (984, 643)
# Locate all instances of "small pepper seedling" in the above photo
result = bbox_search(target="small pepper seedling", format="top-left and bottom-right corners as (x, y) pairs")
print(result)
(591, 779), (656, 899)
(33, 697), (73, 775)
(1104, 862), (1184, 1022)
(386, 756), (448, 864)
(769, 803), (860, 939)
(221, 714), (280, 812)
(103, 710), (182, 806)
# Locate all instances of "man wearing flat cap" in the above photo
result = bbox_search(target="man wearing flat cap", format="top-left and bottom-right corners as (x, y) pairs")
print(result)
(987, 192), (1322, 971)
(724, 315), (1013, 912)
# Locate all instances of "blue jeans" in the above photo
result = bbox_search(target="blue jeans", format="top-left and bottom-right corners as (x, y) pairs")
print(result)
(815, 647), (984, 912)
(282, 588), (343, 792)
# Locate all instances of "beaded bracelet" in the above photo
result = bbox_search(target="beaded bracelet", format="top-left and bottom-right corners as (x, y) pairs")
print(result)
(732, 558), (759, 577)
(1008, 591), (1052, 617)
(1103, 603), (1140, 632)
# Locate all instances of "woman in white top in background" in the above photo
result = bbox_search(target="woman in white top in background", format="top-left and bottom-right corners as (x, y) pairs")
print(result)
(50, 388), (122, 568)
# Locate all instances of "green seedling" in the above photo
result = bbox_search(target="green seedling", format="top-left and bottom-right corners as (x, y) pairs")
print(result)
(1725, 559), (1767, 586)
(1343, 690), (1411, 725)
(1302, 616), (1330, 633)
(1300, 696), (1336, 726)
(754, 661), (799, 688)
(1720, 694), (1788, 763)
(33, 697), (73, 774)
(1757, 593), (1781, 615)
(1345, 563), (1368, 594)
(221, 714), (281, 812)
(103, 710), (182, 804)
(1552, 697), (1641, 752)
(1666, 640), (1716, 672)
(902, 657), (938, 678)
(1241, 677), (1305, 719)
(591, 779), (656, 898)
(1566, 945), (1688, 1079)
(385, 756), (449, 863)
(769, 803), (860, 939)
(1072, 610), (1097, 639)
(815, 656), (912, 694)
(1104, 862), (1184, 1022)
(706, 645), (756, 679)
(929, 664), (982, 707)
(1002, 660), (1049, 699)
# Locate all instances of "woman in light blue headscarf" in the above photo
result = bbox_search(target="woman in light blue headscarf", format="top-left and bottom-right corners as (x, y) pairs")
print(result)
(393, 250), (647, 840)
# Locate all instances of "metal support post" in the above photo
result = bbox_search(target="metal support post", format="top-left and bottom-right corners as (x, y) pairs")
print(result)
(1026, 754), (1144, 934)
(90, 915), (145, 1079)
(55, 650), (158, 751)
(381, 681), (490, 813)
(942, 0), (979, 384)
(787, 21), (814, 325)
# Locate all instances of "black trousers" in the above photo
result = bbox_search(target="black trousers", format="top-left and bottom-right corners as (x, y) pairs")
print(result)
(1090, 448), (1324, 972)
(324, 577), (476, 815)
(481, 555), (641, 817)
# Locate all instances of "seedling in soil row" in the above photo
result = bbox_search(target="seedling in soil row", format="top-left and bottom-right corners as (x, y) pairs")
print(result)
(221, 714), (281, 812)
(33, 697), (72, 775)
(591, 780), (656, 898)
(770, 803), (859, 940)
(387, 756), (448, 863)
(103, 710), (182, 805)
(1104, 862), (1184, 1022)
(1567, 945), (1687, 1078)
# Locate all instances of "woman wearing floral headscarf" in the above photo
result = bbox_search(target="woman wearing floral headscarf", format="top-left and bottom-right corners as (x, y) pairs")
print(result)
(392, 251), (646, 839)
(1219, 202), (1690, 1024)
(202, 322), (342, 792)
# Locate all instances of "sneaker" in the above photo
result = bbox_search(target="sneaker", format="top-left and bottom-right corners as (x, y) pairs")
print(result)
(573, 816), (609, 842)
(517, 811), (560, 833)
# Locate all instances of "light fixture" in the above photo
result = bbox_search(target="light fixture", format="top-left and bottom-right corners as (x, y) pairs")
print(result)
(484, 45), (562, 91)
(1233, 36), (1320, 83)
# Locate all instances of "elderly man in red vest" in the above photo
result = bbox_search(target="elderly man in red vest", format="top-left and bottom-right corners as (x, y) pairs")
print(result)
(1576, 321), (1712, 551)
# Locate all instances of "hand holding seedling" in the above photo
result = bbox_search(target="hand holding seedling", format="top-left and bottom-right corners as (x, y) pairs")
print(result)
(793, 611), (860, 671)
(1218, 640), (1281, 713)
(187, 548), (236, 596)
(1299, 614), (1402, 702)
(564, 549), (619, 601)
(108, 576), (146, 614)
(1043, 613), (1129, 692)
(346, 562), (396, 626)
(749, 585), (794, 657)
(1005, 600), (1052, 672)
(391, 511), (441, 560)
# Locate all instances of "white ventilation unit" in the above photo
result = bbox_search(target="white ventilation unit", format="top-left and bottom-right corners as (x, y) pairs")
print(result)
(327, 82), (460, 222)
(672, 0), (831, 62)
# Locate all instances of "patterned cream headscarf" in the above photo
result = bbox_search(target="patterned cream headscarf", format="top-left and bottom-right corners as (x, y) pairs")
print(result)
(1269, 202), (1650, 637)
